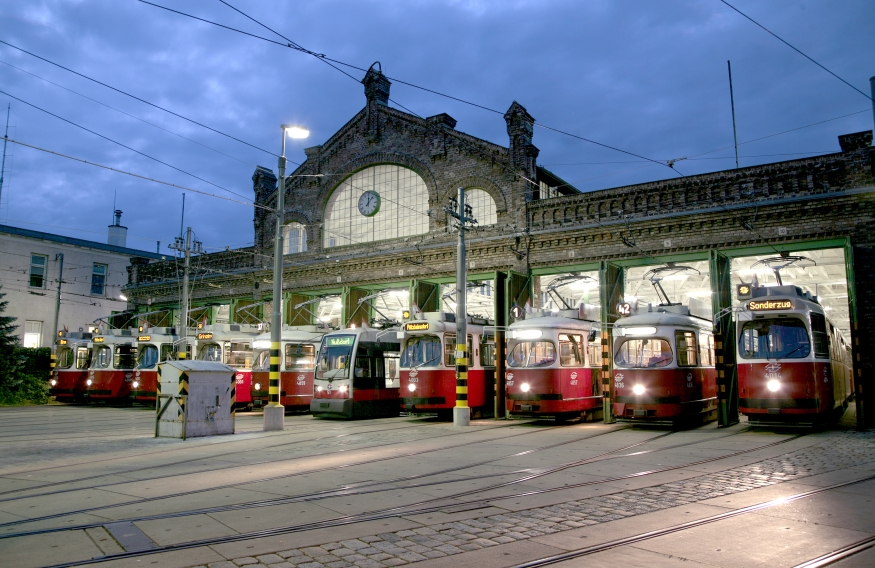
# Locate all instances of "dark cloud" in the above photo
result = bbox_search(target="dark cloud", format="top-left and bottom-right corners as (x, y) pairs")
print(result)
(0, 0), (872, 254)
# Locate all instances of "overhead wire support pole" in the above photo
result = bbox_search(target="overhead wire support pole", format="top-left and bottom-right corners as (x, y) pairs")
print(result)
(169, 228), (199, 359)
(446, 188), (478, 426)
(0, 103), (9, 207)
(51, 253), (64, 377)
(728, 61), (740, 170)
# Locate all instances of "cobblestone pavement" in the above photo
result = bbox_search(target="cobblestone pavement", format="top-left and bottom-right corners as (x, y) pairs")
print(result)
(194, 431), (875, 568)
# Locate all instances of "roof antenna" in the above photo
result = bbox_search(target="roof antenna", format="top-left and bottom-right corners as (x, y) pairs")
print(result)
(112, 188), (117, 224)
(179, 193), (185, 239)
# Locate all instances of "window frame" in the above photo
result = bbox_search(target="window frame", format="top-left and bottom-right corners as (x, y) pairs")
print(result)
(91, 263), (107, 296)
(29, 254), (48, 289)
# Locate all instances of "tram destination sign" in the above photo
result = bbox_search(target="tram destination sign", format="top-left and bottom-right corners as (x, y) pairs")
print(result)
(748, 299), (794, 311)
(196, 332), (213, 340)
(57, 339), (68, 345)
(327, 336), (354, 347)
(405, 322), (430, 331)
(93, 337), (105, 343)
(137, 335), (151, 342)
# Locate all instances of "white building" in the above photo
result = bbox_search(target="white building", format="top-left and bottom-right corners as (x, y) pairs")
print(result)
(0, 222), (163, 347)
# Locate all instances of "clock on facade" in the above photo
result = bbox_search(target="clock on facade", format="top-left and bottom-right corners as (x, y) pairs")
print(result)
(358, 190), (381, 217)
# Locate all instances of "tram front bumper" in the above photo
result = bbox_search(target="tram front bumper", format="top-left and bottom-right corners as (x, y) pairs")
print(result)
(310, 398), (354, 416)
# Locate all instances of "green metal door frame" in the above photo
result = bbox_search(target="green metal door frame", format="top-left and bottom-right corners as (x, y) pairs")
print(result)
(845, 238), (864, 429)
(710, 250), (739, 427)
(599, 262), (624, 423)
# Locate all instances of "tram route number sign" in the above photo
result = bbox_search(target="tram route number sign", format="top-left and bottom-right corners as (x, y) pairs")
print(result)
(748, 299), (794, 311)
(511, 306), (523, 319)
(327, 336), (354, 347)
(617, 302), (632, 316)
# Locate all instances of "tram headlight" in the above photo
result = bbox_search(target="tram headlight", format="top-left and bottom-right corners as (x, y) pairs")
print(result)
(254, 382), (262, 391)
(316, 386), (323, 392)
(132, 381), (139, 388)
(86, 379), (92, 386)
(339, 385), (348, 393)
(767, 379), (781, 392)
(520, 383), (530, 393)
(407, 383), (416, 392)
(632, 384), (646, 395)
(50, 379), (57, 386)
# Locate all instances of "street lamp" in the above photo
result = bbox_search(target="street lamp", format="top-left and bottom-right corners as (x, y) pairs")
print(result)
(264, 123), (309, 432)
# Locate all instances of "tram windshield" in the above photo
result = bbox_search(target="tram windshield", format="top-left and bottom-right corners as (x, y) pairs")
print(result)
(317, 335), (355, 380)
(114, 345), (137, 369)
(559, 334), (584, 367)
(614, 338), (673, 368)
(76, 347), (91, 370)
(508, 341), (557, 368)
(738, 318), (811, 359)
(286, 343), (316, 371)
(137, 345), (159, 369)
(57, 347), (73, 369)
(401, 335), (442, 368)
(198, 343), (223, 362)
(94, 345), (112, 368)
(253, 350), (269, 371)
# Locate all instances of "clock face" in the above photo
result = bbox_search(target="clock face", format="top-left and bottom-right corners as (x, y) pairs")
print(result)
(358, 190), (381, 217)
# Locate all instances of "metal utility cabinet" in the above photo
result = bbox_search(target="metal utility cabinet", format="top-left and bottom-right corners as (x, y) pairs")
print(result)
(156, 360), (236, 439)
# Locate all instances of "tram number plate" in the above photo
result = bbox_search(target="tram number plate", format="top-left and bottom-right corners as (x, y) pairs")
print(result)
(409, 377), (418, 383)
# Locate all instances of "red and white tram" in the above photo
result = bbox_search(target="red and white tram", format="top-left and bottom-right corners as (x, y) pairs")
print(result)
(312, 326), (401, 419)
(612, 305), (717, 424)
(505, 309), (602, 421)
(49, 332), (92, 403)
(250, 325), (325, 410)
(736, 284), (853, 425)
(132, 327), (179, 404)
(85, 329), (138, 403)
(399, 312), (495, 417)
(195, 324), (260, 410)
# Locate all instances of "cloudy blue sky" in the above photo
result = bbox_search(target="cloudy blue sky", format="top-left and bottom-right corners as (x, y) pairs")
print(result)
(0, 0), (872, 255)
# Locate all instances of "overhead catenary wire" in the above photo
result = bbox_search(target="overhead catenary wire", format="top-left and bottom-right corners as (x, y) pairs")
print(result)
(718, 0), (873, 102)
(0, 39), (285, 161)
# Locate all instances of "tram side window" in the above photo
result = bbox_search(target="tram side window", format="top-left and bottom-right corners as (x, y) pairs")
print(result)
(198, 344), (223, 362)
(738, 319), (810, 359)
(57, 347), (74, 369)
(480, 338), (496, 368)
(810, 313), (830, 359)
(227, 342), (253, 367)
(75, 347), (92, 370)
(614, 339), (672, 368)
(508, 341), (557, 368)
(385, 354), (399, 387)
(401, 335), (442, 368)
(286, 344), (316, 370)
(559, 334), (584, 366)
(675, 332), (698, 367)
(137, 345), (159, 369)
(443, 334), (474, 367)
(698, 334), (715, 366)
(114, 345), (137, 369)
(253, 350), (270, 371)
(94, 345), (112, 368)
(587, 337), (601, 368)
(160, 344), (175, 362)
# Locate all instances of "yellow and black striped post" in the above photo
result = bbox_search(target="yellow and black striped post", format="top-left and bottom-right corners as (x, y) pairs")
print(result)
(269, 341), (281, 405)
(49, 352), (56, 381)
(455, 342), (469, 409)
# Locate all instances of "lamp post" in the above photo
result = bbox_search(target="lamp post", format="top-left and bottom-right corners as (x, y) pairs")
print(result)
(264, 124), (309, 432)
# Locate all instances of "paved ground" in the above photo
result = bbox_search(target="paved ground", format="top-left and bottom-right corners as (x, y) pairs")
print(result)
(0, 404), (873, 568)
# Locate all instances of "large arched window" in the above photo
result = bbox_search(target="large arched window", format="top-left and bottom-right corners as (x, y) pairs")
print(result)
(447, 188), (498, 230)
(282, 222), (307, 255)
(323, 165), (429, 248)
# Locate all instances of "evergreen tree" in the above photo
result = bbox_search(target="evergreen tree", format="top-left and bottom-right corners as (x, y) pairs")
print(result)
(0, 286), (23, 395)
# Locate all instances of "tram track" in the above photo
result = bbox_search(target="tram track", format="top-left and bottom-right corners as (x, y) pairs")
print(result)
(0, 418), (469, 496)
(0, 421), (597, 532)
(510, 472), (875, 568)
(32, 429), (818, 567)
(792, 536), (875, 567)
(3, 427), (770, 540)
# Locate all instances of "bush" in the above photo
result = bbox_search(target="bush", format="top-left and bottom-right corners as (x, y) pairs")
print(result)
(0, 347), (50, 405)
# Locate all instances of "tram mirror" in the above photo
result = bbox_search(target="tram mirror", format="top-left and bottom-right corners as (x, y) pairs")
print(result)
(588, 330), (598, 343)
(319, 359), (328, 371)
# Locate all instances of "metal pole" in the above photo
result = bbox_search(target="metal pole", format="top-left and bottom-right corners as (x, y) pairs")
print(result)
(264, 126), (288, 431)
(870, 75), (875, 133)
(0, 104), (10, 208)
(179, 227), (192, 358)
(728, 61), (740, 170)
(50, 253), (64, 378)
(454, 187), (470, 426)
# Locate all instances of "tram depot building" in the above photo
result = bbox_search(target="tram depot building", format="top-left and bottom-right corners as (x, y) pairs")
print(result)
(123, 66), (875, 428)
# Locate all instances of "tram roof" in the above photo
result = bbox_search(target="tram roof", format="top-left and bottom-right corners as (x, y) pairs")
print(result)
(508, 315), (597, 331)
(614, 311), (712, 331)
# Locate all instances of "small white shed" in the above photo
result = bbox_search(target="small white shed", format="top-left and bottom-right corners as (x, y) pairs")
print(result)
(156, 360), (236, 439)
